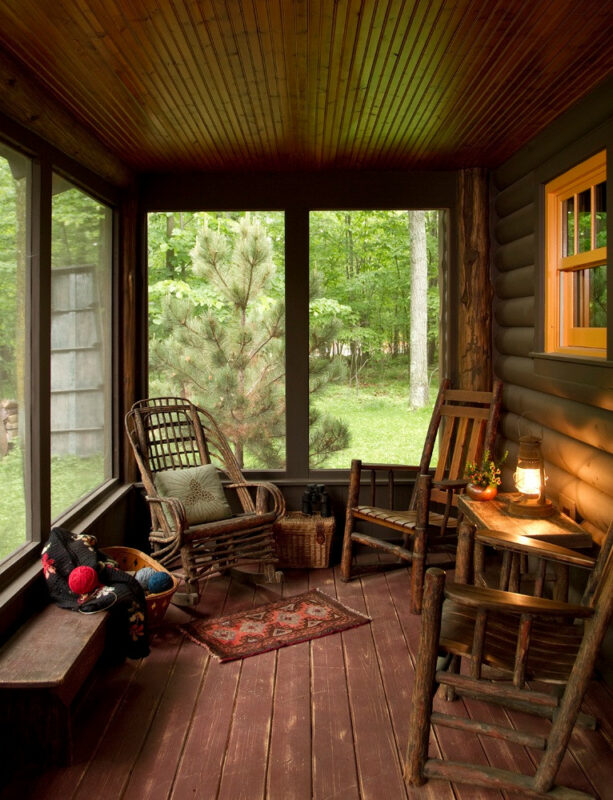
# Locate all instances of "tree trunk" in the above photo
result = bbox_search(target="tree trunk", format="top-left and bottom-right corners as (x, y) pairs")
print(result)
(408, 210), (429, 409)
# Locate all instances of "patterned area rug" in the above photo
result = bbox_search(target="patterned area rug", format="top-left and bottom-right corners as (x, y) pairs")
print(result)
(179, 589), (371, 662)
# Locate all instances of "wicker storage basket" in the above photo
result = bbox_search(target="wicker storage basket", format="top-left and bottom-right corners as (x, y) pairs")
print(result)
(101, 546), (178, 626)
(273, 512), (335, 568)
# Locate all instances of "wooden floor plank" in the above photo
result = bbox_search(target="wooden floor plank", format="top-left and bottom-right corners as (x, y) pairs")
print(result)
(266, 570), (312, 800)
(170, 579), (256, 800)
(217, 648), (277, 800)
(120, 583), (229, 800)
(334, 568), (409, 800)
(309, 567), (361, 800)
(361, 568), (455, 800)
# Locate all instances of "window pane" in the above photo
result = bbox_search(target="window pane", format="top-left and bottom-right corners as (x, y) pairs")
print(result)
(147, 212), (286, 470)
(572, 264), (607, 328)
(309, 210), (440, 469)
(563, 195), (575, 256)
(0, 146), (30, 562)
(595, 181), (607, 248)
(51, 177), (112, 519)
(577, 188), (591, 253)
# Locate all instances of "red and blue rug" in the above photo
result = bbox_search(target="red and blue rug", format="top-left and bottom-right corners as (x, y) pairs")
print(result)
(179, 589), (370, 661)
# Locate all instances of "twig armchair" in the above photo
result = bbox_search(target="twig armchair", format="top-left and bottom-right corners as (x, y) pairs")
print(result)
(406, 521), (613, 798)
(125, 397), (285, 601)
(341, 378), (502, 613)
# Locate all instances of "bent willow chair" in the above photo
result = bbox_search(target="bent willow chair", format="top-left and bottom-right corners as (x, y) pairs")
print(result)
(126, 397), (285, 601)
(341, 378), (502, 613)
(406, 521), (613, 799)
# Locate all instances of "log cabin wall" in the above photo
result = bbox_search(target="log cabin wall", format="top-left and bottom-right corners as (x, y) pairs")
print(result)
(491, 77), (613, 541)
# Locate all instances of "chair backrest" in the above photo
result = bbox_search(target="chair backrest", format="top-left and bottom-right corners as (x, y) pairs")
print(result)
(125, 396), (248, 494)
(409, 379), (503, 511)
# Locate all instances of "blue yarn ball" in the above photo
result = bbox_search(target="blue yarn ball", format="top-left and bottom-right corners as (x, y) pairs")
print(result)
(135, 566), (156, 589)
(148, 570), (173, 594)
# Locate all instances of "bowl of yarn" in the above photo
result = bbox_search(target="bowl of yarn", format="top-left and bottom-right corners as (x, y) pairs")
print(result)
(101, 547), (178, 626)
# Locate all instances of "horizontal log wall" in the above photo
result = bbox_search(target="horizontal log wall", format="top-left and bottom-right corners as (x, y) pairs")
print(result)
(492, 77), (613, 539)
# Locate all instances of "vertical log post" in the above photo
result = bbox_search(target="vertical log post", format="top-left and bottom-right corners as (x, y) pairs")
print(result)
(457, 168), (493, 392)
(405, 567), (446, 785)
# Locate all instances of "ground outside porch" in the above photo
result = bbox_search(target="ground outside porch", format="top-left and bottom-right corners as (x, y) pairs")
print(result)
(3, 555), (612, 800)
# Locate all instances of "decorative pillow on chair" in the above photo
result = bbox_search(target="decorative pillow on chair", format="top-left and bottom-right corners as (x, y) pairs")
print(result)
(154, 464), (233, 525)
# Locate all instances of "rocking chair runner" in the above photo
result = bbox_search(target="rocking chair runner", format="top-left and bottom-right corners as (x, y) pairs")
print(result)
(125, 397), (285, 601)
(406, 521), (613, 799)
(340, 378), (502, 613)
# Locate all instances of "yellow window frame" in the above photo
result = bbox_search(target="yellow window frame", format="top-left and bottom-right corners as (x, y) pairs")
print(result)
(545, 151), (607, 357)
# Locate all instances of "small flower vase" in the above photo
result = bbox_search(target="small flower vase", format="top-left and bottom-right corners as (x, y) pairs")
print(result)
(466, 483), (498, 501)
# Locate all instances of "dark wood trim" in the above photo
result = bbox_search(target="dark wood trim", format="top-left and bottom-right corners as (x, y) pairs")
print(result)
(0, 48), (132, 188)
(141, 169), (458, 211)
(285, 209), (310, 478)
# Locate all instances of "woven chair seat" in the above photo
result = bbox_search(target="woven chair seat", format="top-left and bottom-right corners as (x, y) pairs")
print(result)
(354, 505), (457, 533)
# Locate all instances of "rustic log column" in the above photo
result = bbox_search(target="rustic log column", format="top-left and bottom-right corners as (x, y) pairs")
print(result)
(457, 168), (493, 391)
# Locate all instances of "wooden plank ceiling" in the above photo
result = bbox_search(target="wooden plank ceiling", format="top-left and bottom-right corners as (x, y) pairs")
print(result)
(0, 0), (611, 174)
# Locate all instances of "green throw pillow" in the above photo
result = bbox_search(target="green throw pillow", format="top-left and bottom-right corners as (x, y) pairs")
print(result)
(154, 464), (233, 525)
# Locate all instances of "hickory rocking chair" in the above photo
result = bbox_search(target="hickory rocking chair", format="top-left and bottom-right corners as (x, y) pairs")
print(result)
(406, 521), (613, 798)
(340, 378), (503, 613)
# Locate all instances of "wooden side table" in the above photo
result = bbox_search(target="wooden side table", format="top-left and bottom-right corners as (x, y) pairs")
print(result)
(457, 493), (593, 600)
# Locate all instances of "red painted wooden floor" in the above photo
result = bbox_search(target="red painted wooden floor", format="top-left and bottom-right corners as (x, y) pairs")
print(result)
(3, 563), (612, 800)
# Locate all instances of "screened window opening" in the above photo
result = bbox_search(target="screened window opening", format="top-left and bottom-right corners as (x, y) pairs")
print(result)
(0, 146), (30, 562)
(50, 176), (112, 519)
(308, 210), (440, 469)
(147, 211), (286, 470)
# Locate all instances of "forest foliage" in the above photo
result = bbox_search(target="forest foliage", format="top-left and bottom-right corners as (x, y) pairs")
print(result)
(148, 209), (440, 468)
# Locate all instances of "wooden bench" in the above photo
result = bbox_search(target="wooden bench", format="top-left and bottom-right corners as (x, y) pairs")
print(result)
(0, 603), (107, 767)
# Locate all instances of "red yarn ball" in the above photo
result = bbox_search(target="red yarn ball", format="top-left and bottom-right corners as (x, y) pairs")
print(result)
(68, 565), (100, 595)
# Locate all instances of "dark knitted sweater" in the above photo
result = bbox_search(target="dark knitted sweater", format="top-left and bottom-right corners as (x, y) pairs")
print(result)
(42, 527), (150, 660)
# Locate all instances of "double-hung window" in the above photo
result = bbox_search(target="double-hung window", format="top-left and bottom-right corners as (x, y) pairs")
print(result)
(545, 151), (607, 357)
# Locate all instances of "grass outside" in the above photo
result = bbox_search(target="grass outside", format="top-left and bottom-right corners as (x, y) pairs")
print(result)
(312, 374), (437, 468)
(0, 449), (104, 562)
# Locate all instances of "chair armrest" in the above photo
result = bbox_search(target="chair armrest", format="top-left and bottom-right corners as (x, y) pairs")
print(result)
(445, 582), (594, 618)
(475, 528), (596, 570)
(145, 494), (188, 533)
(226, 480), (286, 517)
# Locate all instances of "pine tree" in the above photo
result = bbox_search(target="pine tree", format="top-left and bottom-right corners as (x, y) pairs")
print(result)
(150, 214), (349, 468)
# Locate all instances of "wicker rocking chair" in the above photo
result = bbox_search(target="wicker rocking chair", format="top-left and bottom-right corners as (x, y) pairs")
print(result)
(125, 397), (285, 602)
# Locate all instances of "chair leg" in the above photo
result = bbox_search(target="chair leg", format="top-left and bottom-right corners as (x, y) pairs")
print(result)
(405, 568), (446, 785)
(340, 459), (362, 581)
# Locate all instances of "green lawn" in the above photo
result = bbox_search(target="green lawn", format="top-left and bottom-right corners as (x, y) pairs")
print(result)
(0, 449), (104, 562)
(312, 379), (437, 468)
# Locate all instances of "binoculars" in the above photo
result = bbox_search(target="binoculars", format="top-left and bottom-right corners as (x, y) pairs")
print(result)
(301, 483), (331, 517)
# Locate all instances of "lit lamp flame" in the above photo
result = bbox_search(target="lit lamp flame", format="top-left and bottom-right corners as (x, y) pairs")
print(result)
(509, 436), (554, 518)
